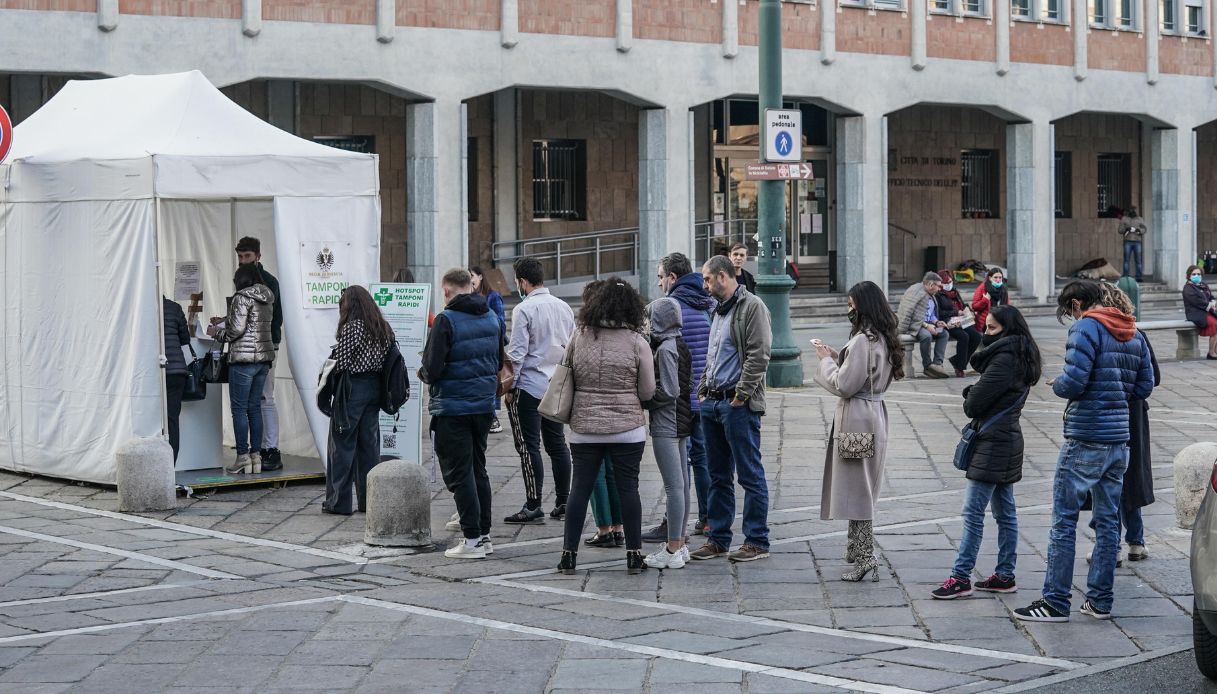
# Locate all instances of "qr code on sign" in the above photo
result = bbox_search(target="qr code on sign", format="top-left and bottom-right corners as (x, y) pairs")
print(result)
(382, 434), (397, 449)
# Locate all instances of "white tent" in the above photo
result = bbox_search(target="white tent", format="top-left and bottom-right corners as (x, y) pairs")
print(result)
(0, 71), (382, 484)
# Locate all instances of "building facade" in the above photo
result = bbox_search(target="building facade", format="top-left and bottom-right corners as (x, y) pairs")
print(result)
(4, 0), (1217, 301)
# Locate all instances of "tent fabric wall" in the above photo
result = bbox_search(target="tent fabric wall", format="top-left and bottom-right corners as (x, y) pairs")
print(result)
(0, 199), (162, 484)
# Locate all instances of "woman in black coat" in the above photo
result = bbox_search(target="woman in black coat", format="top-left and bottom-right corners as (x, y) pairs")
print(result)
(1182, 264), (1217, 359)
(932, 305), (1041, 599)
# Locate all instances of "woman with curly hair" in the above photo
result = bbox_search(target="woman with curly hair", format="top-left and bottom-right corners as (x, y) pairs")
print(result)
(812, 281), (904, 582)
(557, 278), (656, 576)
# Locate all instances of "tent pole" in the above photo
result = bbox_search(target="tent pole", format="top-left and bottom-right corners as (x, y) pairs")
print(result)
(154, 197), (170, 443)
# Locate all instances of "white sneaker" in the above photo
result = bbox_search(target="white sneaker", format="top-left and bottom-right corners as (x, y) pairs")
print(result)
(444, 541), (487, 559)
(1085, 549), (1124, 567)
(1127, 544), (1148, 561)
(679, 546), (690, 563)
(644, 547), (686, 570)
(445, 512), (461, 532)
(478, 537), (494, 555)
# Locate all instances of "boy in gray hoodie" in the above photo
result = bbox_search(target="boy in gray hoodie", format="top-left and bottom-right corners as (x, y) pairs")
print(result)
(642, 298), (694, 569)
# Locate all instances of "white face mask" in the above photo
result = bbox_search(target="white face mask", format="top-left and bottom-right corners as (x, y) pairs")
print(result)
(943, 283), (953, 292)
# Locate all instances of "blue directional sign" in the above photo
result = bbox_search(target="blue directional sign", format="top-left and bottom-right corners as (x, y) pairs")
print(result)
(763, 108), (802, 163)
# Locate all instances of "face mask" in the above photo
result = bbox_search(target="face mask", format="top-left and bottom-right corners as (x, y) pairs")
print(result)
(943, 283), (953, 292)
(982, 332), (1001, 346)
(990, 280), (1003, 289)
(847, 308), (858, 325)
(1191, 274), (1204, 284)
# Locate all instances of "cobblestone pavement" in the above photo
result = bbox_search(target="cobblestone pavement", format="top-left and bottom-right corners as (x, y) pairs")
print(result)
(0, 319), (1210, 693)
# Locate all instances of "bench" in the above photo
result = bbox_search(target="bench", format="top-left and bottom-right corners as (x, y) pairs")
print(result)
(898, 332), (965, 378)
(1136, 319), (1200, 360)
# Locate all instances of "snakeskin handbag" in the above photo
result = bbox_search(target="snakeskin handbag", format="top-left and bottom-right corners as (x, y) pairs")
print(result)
(834, 351), (876, 460)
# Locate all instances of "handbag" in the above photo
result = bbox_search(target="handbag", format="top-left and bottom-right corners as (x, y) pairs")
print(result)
(182, 344), (207, 402)
(496, 347), (515, 399)
(538, 340), (576, 424)
(201, 338), (229, 384)
(834, 350), (877, 460)
(953, 389), (1030, 472)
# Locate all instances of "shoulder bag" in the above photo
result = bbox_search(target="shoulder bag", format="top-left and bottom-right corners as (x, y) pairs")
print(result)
(538, 339), (576, 424)
(953, 389), (1029, 472)
(835, 346), (878, 460)
(182, 344), (207, 402)
(201, 337), (229, 384)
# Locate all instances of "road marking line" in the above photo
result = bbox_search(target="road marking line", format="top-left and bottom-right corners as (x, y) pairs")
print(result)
(0, 596), (341, 644)
(471, 577), (1081, 670)
(0, 581), (211, 609)
(0, 525), (240, 579)
(340, 595), (931, 694)
(0, 490), (366, 565)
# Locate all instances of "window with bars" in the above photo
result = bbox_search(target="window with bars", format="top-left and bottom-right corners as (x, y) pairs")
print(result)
(1055, 152), (1072, 219)
(961, 150), (1000, 219)
(1163, 0), (1178, 30)
(1097, 153), (1132, 218)
(531, 140), (587, 221)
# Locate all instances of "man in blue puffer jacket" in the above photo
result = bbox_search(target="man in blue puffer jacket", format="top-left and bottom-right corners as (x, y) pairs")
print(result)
(641, 252), (715, 540)
(1016, 280), (1154, 623)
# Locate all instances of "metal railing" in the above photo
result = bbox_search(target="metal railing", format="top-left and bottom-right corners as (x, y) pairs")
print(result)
(491, 226), (640, 285)
(888, 223), (918, 283)
(693, 218), (760, 265)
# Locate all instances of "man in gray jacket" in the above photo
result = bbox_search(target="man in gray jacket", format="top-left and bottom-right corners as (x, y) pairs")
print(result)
(690, 255), (772, 563)
(896, 272), (950, 378)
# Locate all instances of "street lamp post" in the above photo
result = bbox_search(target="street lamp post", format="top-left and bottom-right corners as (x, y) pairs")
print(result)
(756, 0), (804, 387)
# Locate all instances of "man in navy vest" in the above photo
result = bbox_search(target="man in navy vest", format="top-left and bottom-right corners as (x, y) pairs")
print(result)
(419, 268), (505, 559)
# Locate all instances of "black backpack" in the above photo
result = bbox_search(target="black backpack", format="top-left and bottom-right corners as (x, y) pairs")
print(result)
(380, 341), (411, 415)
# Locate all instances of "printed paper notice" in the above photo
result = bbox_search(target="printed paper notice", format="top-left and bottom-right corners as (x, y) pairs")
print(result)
(300, 242), (350, 309)
(173, 261), (202, 301)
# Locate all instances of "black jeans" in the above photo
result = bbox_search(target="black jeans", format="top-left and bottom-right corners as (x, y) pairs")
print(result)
(165, 374), (187, 462)
(563, 442), (645, 552)
(433, 414), (493, 540)
(947, 326), (982, 372)
(325, 374), (382, 514)
(506, 388), (571, 509)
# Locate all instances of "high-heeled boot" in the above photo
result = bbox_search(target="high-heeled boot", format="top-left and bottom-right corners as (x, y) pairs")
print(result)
(841, 521), (879, 582)
(845, 521), (860, 563)
(558, 550), (577, 575)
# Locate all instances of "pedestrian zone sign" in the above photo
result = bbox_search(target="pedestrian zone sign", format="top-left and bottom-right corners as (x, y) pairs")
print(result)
(764, 108), (801, 163)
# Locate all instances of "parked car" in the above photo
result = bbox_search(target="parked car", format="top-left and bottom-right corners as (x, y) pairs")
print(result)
(1192, 460), (1217, 679)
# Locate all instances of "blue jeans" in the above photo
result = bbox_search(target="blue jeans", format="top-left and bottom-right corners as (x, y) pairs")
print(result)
(952, 480), (1018, 581)
(228, 363), (270, 456)
(1042, 439), (1129, 614)
(703, 399), (768, 551)
(687, 409), (710, 523)
(1087, 497), (1145, 545)
(1123, 240), (1143, 279)
(916, 327), (949, 368)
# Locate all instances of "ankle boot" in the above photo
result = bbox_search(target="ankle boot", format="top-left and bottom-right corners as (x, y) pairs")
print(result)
(626, 550), (648, 575)
(842, 521), (879, 582)
(845, 521), (860, 563)
(558, 550), (577, 575)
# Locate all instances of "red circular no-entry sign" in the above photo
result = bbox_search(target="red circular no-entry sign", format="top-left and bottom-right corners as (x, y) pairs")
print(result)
(0, 104), (13, 164)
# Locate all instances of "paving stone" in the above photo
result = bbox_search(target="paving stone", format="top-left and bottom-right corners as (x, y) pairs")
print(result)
(0, 654), (109, 683)
(263, 665), (369, 690)
(812, 658), (984, 690)
(548, 658), (649, 690)
(624, 630), (757, 655)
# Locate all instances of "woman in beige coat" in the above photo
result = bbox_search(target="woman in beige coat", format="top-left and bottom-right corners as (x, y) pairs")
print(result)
(813, 281), (904, 582)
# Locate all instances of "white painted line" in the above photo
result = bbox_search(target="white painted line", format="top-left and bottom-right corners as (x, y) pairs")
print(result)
(988, 643), (1195, 693)
(472, 577), (1081, 671)
(0, 490), (367, 565)
(340, 595), (930, 694)
(0, 581), (211, 609)
(0, 525), (241, 580)
(0, 596), (341, 645)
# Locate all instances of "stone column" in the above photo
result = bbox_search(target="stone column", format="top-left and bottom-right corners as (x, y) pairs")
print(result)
(501, 0), (519, 48)
(243, 0), (262, 37)
(1151, 126), (1195, 283)
(616, 0), (632, 52)
(407, 99), (468, 298)
(1073, 0), (1087, 81)
(493, 89), (519, 257)
(1006, 120), (1055, 303)
(722, 0), (739, 58)
(98, 0), (118, 32)
(820, 0), (836, 65)
(835, 114), (888, 294)
(995, 0), (1010, 75)
(911, 0), (927, 70)
(376, 0), (395, 43)
(639, 106), (693, 301)
(1145, 0), (1159, 84)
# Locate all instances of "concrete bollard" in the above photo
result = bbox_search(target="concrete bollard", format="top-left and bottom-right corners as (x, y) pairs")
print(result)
(116, 437), (177, 512)
(1173, 442), (1217, 529)
(364, 459), (432, 547)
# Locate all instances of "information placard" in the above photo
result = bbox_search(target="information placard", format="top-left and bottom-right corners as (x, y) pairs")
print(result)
(370, 283), (431, 463)
(300, 242), (351, 309)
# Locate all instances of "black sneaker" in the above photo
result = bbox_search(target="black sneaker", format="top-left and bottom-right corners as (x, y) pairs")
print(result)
(1080, 599), (1112, 620)
(503, 507), (545, 525)
(1014, 599), (1069, 622)
(930, 577), (973, 600)
(975, 574), (1017, 593)
(549, 504), (566, 520)
(640, 520), (668, 543)
(260, 448), (283, 472)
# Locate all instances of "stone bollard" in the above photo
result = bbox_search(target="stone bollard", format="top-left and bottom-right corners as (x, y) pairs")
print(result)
(1173, 442), (1217, 529)
(115, 437), (177, 512)
(364, 459), (432, 547)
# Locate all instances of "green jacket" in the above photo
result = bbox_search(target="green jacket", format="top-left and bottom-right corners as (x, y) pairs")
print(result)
(697, 289), (772, 415)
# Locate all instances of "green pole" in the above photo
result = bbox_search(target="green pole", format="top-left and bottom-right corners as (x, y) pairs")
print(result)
(756, 0), (803, 387)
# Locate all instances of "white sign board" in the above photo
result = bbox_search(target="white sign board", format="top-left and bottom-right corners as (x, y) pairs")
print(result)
(764, 108), (802, 163)
(300, 242), (351, 309)
(370, 283), (431, 463)
(173, 261), (202, 301)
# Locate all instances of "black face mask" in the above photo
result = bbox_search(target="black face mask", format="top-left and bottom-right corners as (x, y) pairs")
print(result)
(847, 308), (858, 325)
(982, 332), (1002, 346)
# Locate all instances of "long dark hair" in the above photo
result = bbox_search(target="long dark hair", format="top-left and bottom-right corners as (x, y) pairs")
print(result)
(845, 281), (904, 380)
(984, 268), (1008, 306)
(578, 277), (645, 337)
(337, 285), (395, 346)
(988, 305), (1042, 385)
(470, 266), (491, 298)
(233, 264), (264, 291)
